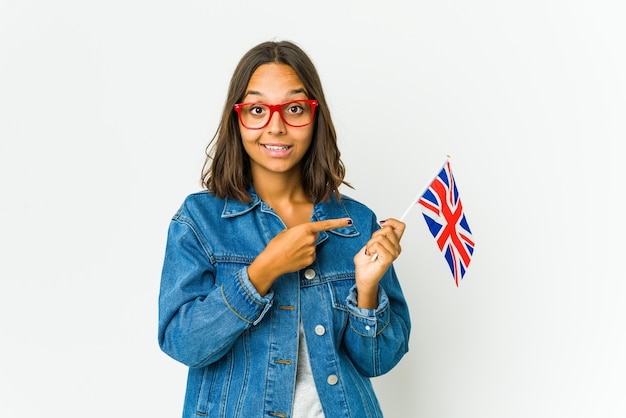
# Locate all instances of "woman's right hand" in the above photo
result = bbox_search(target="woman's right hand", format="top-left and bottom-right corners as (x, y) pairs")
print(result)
(247, 218), (352, 296)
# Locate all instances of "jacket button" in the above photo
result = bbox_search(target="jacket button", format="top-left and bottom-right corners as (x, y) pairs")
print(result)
(315, 325), (325, 336)
(304, 269), (316, 280)
(327, 374), (338, 385)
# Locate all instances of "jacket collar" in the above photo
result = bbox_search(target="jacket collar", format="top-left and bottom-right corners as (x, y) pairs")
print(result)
(222, 189), (360, 238)
(221, 189), (263, 218)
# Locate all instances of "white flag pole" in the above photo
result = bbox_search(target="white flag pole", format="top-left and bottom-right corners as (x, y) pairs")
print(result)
(398, 155), (450, 221)
(371, 155), (450, 262)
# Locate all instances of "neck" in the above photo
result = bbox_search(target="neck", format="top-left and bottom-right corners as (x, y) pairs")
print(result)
(252, 171), (313, 228)
(253, 174), (309, 205)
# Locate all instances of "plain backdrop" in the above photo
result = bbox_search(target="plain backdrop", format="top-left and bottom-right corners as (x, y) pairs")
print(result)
(1, 1), (624, 417)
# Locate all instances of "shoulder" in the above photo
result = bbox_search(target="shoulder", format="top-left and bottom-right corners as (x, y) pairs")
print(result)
(174, 190), (225, 220)
(329, 193), (378, 223)
(180, 189), (221, 206)
(338, 193), (373, 213)
(181, 189), (218, 204)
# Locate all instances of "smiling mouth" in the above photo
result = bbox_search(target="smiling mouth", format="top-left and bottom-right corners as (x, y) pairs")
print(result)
(262, 144), (291, 151)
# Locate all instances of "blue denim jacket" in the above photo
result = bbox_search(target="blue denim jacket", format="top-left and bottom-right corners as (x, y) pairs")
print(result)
(158, 189), (411, 417)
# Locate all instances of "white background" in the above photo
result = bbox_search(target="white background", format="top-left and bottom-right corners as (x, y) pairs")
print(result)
(1, 0), (624, 417)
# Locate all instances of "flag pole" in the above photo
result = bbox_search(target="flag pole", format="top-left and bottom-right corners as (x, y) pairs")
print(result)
(371, 155), (450, 262)
(398, 155), (450, 222)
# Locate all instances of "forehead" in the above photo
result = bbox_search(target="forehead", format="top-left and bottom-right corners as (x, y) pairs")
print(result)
(244, 63), (306, 100)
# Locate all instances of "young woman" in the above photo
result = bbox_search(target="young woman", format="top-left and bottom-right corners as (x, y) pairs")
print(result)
(158, 40), (411, 418)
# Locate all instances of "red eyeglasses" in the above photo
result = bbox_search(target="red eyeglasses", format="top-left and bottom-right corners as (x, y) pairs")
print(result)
(234, 100), (318, 130)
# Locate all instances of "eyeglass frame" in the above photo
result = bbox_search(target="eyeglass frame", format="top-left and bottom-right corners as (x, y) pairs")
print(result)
(233, 99), (319, 130)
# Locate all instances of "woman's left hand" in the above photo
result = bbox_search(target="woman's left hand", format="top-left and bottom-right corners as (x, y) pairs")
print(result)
(353, 218), (405, 308)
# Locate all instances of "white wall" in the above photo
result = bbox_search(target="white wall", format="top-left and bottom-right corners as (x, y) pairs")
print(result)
(1, 1), (624, 417)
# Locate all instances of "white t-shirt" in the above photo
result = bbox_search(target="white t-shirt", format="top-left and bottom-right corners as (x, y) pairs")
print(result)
(292, 321), (325, 418)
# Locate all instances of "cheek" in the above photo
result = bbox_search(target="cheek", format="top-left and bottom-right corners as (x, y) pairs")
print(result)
(240, 130), (261, 146)
(296, 128), (314, 147)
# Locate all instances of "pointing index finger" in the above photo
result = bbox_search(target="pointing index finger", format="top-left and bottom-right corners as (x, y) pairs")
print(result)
(308, 218), (353, 233)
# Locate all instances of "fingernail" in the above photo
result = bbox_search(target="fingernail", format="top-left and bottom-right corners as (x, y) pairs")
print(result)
(379, 219), (387, 224)
(347, 219), (353, 225)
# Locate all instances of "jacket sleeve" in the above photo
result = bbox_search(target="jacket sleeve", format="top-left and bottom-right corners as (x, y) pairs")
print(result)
(157, 215), (273, 368)
(342, 267), (411, 377)
(340, 216), (411, 377)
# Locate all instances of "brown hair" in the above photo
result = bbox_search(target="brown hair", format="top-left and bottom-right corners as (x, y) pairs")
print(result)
(201, 40), (351, 203)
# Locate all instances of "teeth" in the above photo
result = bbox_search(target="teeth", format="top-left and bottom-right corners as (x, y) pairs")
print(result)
(263, 145), (290, 151)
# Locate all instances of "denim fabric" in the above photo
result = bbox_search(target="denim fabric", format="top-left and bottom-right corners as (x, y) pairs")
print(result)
(158, 189), (411, 418)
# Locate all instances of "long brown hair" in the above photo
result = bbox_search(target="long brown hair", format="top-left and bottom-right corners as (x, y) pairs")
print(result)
(201, 40), (351, 203)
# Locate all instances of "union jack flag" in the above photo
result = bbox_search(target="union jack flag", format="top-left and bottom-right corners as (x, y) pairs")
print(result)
(418, 160), (475, 286)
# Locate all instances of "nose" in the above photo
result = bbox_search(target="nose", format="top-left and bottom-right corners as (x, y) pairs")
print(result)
(266, 107), (286, 134)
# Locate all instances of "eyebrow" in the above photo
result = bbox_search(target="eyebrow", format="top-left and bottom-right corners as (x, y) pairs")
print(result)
(244, 88), (308, 99)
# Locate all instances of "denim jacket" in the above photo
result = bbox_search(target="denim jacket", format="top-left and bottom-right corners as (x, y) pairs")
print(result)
(158, 189), (411, 418)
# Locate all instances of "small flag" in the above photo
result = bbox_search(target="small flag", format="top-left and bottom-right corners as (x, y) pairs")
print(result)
(418, 159), (475, 286)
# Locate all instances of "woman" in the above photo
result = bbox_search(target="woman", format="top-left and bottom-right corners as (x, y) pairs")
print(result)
(158, 40), (411, 418)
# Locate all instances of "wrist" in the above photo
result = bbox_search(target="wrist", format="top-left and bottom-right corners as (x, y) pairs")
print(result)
(355, 281), (379, 309)
(248, 256), (280, 297)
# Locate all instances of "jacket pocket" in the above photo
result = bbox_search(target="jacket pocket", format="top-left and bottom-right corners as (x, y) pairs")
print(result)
(328, 276), (355, 313)
(193, 351), (235, 417)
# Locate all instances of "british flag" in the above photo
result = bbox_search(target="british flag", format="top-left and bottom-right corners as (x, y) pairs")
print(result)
(418, 160), (475, 286)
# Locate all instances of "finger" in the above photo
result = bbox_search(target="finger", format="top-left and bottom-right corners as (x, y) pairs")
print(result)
(308, 218), (352, 233)
(366, 240), (401, 264)
(366, 232), (402, 260)
(355, 245), (382, 264)
(370, 226), (401, 251)
(373, 226), (400, 248)
(378, 218), (406, 241)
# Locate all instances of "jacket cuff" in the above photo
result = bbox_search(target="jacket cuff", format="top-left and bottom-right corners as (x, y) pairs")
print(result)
(345, 284), (390, 337)
(221, 267), (274, 326)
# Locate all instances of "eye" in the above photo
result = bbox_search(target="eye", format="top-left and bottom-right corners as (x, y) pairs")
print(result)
(285, 102), (305, 115)
(248, 104), (267, 116)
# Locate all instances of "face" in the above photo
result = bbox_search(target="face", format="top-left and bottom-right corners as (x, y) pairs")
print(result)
(238, 63), (314, 181)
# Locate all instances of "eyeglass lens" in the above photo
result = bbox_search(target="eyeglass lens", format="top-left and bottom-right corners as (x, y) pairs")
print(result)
(239, 101), (314, 129)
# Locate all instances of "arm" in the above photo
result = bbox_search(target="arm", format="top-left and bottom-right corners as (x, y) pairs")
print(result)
(157, 217), (273, 368)
(343, 218), (411, 376)
(157, 214), (353, 368)
(342, 266), (411, 377)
